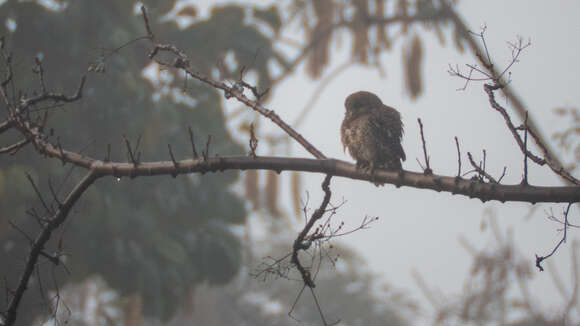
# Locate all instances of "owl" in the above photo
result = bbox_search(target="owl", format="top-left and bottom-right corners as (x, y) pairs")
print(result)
(341, 91), (406, 175)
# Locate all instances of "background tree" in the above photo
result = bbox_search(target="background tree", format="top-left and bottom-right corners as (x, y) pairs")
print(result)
(0, 1), (266, 323)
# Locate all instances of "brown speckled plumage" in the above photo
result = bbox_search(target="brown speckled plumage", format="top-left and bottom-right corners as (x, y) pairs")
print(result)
(341, 91), (406, 173)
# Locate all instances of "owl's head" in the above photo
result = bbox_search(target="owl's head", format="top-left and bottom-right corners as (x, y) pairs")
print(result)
(344, 91), (383, 116)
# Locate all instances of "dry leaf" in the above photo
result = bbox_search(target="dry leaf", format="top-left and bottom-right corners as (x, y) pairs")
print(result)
(291, 171), (302, 220)
(177, 6), (197, 17)
(403, 34), (423, 100)
(244, 170), (259, 210)
(351, 0), (370, 64)
(307, 0), (334, 78)
(265, 170), (280, 217)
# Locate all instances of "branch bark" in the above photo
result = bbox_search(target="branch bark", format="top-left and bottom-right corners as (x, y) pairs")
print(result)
(2, 171), (99, 326)
(12, 114), (580, 204)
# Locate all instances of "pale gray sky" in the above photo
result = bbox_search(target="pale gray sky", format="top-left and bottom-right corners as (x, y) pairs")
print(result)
(196, 0), (580, 323)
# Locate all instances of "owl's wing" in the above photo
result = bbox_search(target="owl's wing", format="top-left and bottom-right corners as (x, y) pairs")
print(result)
(371, 106), (406, 161)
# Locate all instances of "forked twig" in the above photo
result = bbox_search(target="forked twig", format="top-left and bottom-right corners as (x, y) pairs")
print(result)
(536, 203), (574, 271)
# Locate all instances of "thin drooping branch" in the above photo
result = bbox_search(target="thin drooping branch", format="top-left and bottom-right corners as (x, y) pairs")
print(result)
(292, 174), (332, 288)
(535, 203), (574, 271)
(2, 170), (99, 326)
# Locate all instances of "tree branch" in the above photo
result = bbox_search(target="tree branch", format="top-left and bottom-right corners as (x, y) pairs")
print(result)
(88, 156), (578, 203)
(292, 175), (333, 288)
(2, 170), (99, 326)
(141, 8), (326, 160)
(10, 115), (579, 204)
(445, 6), (578, 186)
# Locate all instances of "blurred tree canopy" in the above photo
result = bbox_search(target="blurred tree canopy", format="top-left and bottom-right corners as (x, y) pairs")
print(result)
(0, 0), (287, 322)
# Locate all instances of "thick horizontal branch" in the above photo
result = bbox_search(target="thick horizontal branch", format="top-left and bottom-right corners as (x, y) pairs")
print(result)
(84, 156), (577, 204)
(23, 130), (578, 203)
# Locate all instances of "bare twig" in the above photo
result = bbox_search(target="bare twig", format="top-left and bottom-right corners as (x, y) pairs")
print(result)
(26, 173), (52, 214)
(292, 175), (332, 288)
(18, 75), (86, 109)
(448, 31), (529, 87)
(123, 134), (139, 166)
(455, 136), (461, 177)
(417, 118), (432, 175)
(522, 111), (529, 185)
(167, 144), (178, 172)
(56, 137), (66, 166)
(249, 123), (258, 158)
(290, 174), (334, 325)
(141, 5), (154, 40)
(0, 119), (14, 134)
(238, 66), (269, 100)
(467, 152), (497, 184)
(202, 135), (211, 161)
(32, 57), (47, 94)
(0, 138), (29, 154)
(0, 48), (13, 89)
(497, 166), (507, 183)
(536, 203), (574, 271)
(187, 126), (199, 159)
(8, 220), (34, 244)
(469, 26), (493, 70)
(48, 179), (62, 207)
(288, 285), (307, 322)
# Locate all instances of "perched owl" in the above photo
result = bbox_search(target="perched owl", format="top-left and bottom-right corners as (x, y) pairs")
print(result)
(341, 91), (406, 175)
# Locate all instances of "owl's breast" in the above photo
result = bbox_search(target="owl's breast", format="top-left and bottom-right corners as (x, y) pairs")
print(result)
(340, 114), (375, 161)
